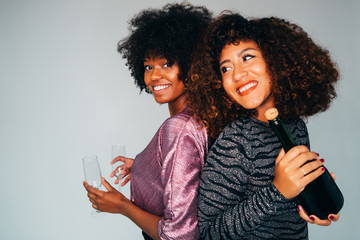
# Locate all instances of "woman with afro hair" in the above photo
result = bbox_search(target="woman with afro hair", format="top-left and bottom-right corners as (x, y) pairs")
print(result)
(83, 2), (212, 240)
(187, 13), (340, 239)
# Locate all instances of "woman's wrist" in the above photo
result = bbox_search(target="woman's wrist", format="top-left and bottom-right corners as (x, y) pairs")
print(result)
(119, 196), (134, 216)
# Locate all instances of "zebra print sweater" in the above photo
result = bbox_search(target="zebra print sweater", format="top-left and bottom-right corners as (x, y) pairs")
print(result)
(198, 117), (309, 239)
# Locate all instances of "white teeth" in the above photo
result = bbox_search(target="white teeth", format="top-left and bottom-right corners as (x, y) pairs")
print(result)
(153, 85), (170, 91)
(239, 82), (257, 93)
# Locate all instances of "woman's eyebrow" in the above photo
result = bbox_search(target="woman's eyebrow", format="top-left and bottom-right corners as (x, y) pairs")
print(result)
(236, 47), (257, 57)
(219, 48), (257, 66)
(219, 59), (230, 66)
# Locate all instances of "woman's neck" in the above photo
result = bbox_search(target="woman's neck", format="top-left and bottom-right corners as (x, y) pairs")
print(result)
(253, 95), (275, 122)
(254, 113), (268, 122)
(168, 93), (187, 116)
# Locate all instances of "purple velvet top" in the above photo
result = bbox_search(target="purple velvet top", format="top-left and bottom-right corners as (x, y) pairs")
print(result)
(130, 108), (208, 239)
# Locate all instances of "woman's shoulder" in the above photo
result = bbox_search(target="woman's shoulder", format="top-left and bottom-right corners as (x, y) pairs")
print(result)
(161, 108), (206, 135)
(157, 108), (208, 162)
(284, 117), (307, 132)
(216, 117), (277, 147)
(163, 108), (193, 125)
(220, 117), (257, 137)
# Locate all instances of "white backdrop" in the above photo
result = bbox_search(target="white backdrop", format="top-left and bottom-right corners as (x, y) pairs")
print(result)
(1, 0), (359, 239)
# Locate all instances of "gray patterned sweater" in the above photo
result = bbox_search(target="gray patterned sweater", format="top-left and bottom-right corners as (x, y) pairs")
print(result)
(198, 117), (309, 239)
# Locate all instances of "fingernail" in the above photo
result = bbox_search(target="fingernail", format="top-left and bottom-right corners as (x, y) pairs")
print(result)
(316, 153), (319, 156)
(297, 205), (301, 211)
(329, 215), (335, 220)
(321, 167), (325, 171)
(310, 216), (315, 221)
(320, 158), (325, 163)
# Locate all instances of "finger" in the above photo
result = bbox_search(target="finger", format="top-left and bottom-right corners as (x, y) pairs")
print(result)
(83, 181), (90, 189)
(302, 166), (325, 186)
(310, 215), (331, 226)
(291, 150), (319, 169)
(330, 172), (336, 181)
(83, 181), (92, 189)
(112, 167), (127, 180)
(297, 205), (314, 224)
(83, 181), (97, 194)
(329, 213), (339, 222)
(278, 145), (309, 165)
(102, 177), (115, 191)
(114, 178), (120, 184)
(121, 176), (131, 186)
(87, 189), (101, 201)
(87, 192), (97, 199)
(110, 156), (126, 164)
(110, 166), (122, 178)
(275, 148), (286, 165)
(120, 168), (128, 177)
(88, 196), (97, 204)
(300, 158), (324, 177)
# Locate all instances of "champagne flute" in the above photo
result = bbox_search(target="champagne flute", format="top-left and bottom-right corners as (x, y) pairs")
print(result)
(111, 145), (126, 191)
(82, 155), (103, 217)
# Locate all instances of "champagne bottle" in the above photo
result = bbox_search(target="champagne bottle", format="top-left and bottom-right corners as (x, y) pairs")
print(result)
(265, 108), (344, 220)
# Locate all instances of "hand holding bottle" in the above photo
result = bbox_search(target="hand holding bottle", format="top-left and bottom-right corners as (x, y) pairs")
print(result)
(297, 172), (340, 225)
(266, 108), (344, 220)
(273, 146), (325, 199)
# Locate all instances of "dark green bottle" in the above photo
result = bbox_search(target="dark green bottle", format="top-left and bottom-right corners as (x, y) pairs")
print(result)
(265, 108), (344, 220)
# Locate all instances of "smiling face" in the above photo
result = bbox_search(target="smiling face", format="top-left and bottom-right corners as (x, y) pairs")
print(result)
(219, 41), (275, 121)
(144, 56), (186, 115)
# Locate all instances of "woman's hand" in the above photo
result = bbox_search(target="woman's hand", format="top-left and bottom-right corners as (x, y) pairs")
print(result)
(83, 178), (161, 239)
(110, 157), (134, 186)
(273, 146), (325, 199)
(297, 172), (340, 225)
(297, 204), (339, 226)
(83, 177), (131, 214)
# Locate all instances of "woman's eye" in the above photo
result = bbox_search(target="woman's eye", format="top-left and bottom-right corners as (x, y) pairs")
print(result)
(221, 66), (230, 74)
(163, 62), (170, 68)
(243, 54), (255, 61)
(144, 65), (152, 71)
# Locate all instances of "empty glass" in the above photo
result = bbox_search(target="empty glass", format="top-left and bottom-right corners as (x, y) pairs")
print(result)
(82, 155), (102, 217)
(111, 145), (126, 191)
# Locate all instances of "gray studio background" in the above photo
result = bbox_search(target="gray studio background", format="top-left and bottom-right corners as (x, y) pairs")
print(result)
(1, 0), (359, 239)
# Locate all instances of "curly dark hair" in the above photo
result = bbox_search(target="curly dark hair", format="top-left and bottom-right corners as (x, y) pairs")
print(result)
(187, 12), (339, 139)
(118, 2), (212, 93)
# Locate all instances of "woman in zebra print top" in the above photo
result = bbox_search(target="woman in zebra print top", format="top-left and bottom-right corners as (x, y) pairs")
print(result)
(186, 13), (340, 239)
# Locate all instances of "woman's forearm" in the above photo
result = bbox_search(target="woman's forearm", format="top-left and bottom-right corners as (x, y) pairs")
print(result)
(122, 198), (162, 240)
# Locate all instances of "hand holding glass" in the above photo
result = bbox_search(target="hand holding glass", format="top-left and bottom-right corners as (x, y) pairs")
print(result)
(111, 145), (126, 190)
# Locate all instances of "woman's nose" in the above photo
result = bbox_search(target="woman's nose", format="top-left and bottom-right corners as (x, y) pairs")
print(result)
(151, 67), (163, 81)
(233, 67), (248, 81)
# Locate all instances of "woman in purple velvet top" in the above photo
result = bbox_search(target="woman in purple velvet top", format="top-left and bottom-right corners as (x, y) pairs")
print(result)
(83, 3), (212, 240)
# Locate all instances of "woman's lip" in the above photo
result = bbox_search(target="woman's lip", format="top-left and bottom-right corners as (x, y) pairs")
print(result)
(237, 80), (258, 96)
